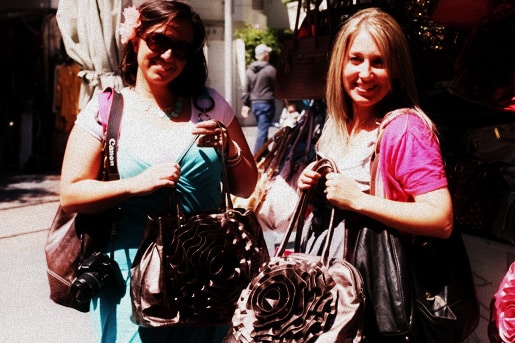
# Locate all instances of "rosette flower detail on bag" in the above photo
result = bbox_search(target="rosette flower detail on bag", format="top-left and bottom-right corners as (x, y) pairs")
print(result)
(490, 262), (515, 343)
(165, 214), (265, 322)
(119, 6), (141, 44)
(240, 259), (337, 342)
(228, 253), (364, 343)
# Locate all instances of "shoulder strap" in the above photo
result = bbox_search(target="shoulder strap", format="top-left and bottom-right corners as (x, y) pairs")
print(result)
(100, 87), (123, 181)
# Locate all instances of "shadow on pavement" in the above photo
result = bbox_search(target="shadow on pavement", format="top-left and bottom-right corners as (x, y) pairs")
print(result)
(0, 174), (60, 209)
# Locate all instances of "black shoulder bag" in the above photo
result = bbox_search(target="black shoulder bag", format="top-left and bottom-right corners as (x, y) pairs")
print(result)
(351, 117), (480, 342)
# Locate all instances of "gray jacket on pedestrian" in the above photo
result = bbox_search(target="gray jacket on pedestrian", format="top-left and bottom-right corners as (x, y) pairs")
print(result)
(242, 61), (276, 106)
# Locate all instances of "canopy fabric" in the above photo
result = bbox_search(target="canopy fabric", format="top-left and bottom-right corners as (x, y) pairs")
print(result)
(56, 0), (130, 110)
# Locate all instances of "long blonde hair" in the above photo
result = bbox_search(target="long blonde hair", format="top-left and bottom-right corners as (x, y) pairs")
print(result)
(318, 7), (435, 155)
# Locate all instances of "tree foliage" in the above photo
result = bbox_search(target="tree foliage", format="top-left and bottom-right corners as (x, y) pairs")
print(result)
(234, 26), (293, 67)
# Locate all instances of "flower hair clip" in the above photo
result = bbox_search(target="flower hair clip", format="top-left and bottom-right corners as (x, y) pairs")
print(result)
(119, 6), (141, 44)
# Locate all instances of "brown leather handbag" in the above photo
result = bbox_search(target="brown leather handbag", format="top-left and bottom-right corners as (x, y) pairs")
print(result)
(45, 88), (123, 312)
(130, 137), (270, 327)
(225, 158), (365, 343)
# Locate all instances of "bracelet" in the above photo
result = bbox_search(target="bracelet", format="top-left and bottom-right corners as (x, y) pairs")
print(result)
(227, 142), (243, 168)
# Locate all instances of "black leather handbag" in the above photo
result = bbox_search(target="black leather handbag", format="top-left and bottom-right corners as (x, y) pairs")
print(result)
(130, 132), (269, 327)
(351, 120), (480, 342)
(352, 223), (480, 342)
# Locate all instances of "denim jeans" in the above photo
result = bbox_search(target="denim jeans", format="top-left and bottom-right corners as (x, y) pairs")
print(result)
(251, 101), (275, 154)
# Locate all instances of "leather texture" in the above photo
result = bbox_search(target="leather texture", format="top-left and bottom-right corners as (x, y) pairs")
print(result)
(352, 223), (480, 342)
(225, 158), (365, 343)
(130, 135), (270, 327)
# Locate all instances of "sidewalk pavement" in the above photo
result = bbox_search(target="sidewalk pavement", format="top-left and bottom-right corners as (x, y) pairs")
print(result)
(0, 174), (95, 343)
(0, 125), (273, 343)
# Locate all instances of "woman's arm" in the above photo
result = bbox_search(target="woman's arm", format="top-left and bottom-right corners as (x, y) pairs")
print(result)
(324, 172), (453, 238)
(193, 119), (258, 198)
(225, 119), (258, 198)
(60, 125), (181, 214)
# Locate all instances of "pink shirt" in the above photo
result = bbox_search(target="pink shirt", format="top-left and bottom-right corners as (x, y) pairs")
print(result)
(379, 110), (448, 202)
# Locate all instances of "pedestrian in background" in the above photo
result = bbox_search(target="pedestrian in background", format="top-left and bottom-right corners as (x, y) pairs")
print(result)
(241, 43), (276, 154)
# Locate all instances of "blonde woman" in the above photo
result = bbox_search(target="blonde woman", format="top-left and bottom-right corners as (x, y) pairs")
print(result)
(298, 7), (453, 342)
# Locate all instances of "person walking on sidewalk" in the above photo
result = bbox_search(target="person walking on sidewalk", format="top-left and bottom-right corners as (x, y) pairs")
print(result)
(241, 43), (276, 154)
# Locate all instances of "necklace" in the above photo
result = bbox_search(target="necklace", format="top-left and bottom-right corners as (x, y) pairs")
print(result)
(161, 97), (184, 119)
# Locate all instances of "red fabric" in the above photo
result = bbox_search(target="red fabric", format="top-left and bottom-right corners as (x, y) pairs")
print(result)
(432, 0), (492, 29)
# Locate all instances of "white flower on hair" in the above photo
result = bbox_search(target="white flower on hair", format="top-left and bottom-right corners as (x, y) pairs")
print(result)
(119, 6), (141, 44)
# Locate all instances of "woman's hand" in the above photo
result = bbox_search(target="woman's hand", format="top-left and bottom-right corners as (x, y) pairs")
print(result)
(298, 164), (365, 211)
(298, 161), (322, 191)
(193, 120), (240, 159)
(324, 172), (364, 211)
(193, 120), (227, 148)
(130, 162), (181, 196)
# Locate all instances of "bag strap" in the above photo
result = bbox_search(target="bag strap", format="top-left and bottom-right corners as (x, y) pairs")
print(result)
(103, 88), (123, 181)
(79, 87), (123, 260)
(166, 89), (223, 217)
(275, 158), (338, 266)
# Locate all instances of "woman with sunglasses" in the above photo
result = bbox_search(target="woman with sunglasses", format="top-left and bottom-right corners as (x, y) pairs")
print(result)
(59, 1), (257, 342)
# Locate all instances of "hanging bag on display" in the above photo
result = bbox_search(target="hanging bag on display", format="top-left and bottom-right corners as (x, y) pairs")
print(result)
(225, 158), (365, 343)
(130, 120), (269, 327)
(275, 0), (364, 100)
(275, 0), (333, 100)
(254, 107), (317, 233)
(45, 88), (123, 312)
(351, 112), (480, 342)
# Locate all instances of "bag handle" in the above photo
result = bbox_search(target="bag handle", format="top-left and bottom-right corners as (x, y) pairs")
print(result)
(274, 158), (338, 266)
(281, 104), (315, 181)
(165, 120), (237, 221)
(164, 92), (240, 220)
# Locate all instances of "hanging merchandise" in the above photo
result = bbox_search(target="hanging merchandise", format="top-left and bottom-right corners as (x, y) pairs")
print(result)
(448, 1), (515, 112)
(432, 0), (491, 30)
(275, 0), (366, 100)
(53, 62), (82, 132)
(232, 101), (325, 257)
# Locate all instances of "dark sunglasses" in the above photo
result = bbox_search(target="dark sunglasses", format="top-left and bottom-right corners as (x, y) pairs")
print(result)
(143, 32), (193, 60)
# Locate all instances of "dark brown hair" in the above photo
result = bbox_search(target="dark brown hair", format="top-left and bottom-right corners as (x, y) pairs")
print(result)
(120, 0), (207, 96)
